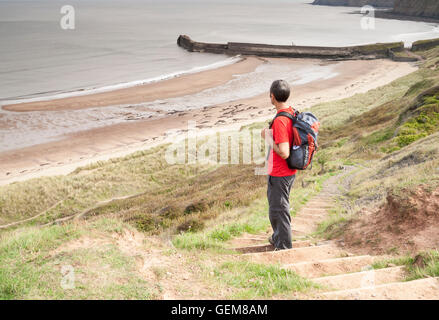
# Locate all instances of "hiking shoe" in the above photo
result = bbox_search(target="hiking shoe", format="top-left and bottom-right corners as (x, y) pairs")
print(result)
(268, 234), (275, 246)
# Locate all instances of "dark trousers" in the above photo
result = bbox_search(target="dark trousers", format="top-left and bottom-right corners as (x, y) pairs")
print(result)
(267, 175), (295, 250)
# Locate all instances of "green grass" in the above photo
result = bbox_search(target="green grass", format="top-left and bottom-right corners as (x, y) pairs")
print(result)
(172, 171), (336, 251)
(405, 250), (439, 281)
(362, 127), (394, 145)
(371, 256), (413, 270)
(304, 47), (439, 243)
(45, 245), (153, 299)
(0, 224), (81, 299)
(0, 142), (268, 235)
(313, 204), (352, 240)
(313, 68), (427, 131)
(0, 219), (157, 299)
(396, 97), (439, 148)
(208, 221), (266, 242)
(213, 261), (318, 299)
(3, 44), (439, 300)
(371, 250), (439, 282)
(172, 198), (270, 252)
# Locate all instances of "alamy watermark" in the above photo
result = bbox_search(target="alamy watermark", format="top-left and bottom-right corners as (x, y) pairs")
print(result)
(360, 5), (375, 30)
(60, 265), (75, 290)
(164, 121), (272, 175)
(60, 5), (75, 30)
(360, 265), (376, 289)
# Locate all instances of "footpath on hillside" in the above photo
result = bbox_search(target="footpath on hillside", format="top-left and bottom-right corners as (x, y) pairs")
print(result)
(226, 168), (439, 300)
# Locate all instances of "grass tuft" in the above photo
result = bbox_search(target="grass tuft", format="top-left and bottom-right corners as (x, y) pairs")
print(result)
(213, 261), (318, 298)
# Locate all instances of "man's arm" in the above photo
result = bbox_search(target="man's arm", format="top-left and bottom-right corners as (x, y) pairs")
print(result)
(273, 142), (290, 159)
(261, 128), (290, 159)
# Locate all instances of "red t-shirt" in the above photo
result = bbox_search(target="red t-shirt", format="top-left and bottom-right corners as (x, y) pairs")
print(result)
(267, 107), (297, 177)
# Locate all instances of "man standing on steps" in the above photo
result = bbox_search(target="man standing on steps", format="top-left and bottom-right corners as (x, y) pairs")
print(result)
(261, 80), (297, 250)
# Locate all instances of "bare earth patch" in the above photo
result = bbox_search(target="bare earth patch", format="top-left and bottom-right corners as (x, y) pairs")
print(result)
(51, 227), (224, 299)
(343, 185), (439, 255)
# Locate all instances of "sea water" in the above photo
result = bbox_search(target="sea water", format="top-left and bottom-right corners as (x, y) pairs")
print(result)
(0, 0), (438, 151)
(1, 0), (438, 101)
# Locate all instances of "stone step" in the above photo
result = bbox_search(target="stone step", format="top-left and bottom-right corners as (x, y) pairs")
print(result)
(292, 225), (313, 235)
(296, 215), (327, 224)
(321, 277), (439, 300)
(293, 216), (321, 225)
(291, 218), (318, 233)
(311, 197), (335, 202)
(302, 201), (334, 210)
(298, 207), (328, 213)
(234, 244), (274, 253)
(297, 211), (327, 218)
(234, 240), (313, 253)
(299, 207), (329, 214)
(227, 237), (268, 247)
(292, 228), (307, 237)
(314, 266), (406, 291)
(247, 244), (348, 264)
(313, 194), (336, 198)
(283, 255), (380, 278)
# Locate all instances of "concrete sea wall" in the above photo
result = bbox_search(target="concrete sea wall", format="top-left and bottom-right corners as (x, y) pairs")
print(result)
(312, 0), (394, 7)
(411, 38), (439, 51)
(177, 35), (405, 61)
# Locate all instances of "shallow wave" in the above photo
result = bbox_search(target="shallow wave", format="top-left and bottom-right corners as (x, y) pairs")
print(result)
(393, 26), (439, 48)
(0, 55), (243, 106)
(119, 61), (339, 112)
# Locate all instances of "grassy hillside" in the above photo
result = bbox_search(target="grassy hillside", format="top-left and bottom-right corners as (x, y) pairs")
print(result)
(311, 47), (439, 252)
(1, 46), (439, 299)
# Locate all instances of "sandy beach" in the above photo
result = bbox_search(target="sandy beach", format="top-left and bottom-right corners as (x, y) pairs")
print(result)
(0, 57), (417, 186)
(2, 57), (263, 112)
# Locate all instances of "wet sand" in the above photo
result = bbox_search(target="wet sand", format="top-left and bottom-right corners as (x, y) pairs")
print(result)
(2, 57), (263, 112)
(0, 57), (417, 186)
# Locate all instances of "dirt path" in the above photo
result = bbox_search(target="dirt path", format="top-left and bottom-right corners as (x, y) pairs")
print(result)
(228, 168), (439, 300)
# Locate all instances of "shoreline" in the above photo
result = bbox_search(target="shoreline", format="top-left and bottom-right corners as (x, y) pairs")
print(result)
(0, 55), (244, 107)
(0, 57), (417, 186)
(0, 56), (341, 152)
(1, 56), (262, 112)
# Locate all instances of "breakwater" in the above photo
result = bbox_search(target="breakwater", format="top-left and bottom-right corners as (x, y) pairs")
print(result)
(411, 38), (439, 51)
(177, 35), (411, 61)
(312, 0), (394, 7)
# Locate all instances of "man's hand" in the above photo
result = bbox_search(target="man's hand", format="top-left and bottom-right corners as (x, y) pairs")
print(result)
(261, 128), (289, 158)
(261, 128), (273, 144)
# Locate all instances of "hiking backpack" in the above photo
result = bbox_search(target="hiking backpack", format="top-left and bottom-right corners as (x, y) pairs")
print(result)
(269, 110), (320, 170)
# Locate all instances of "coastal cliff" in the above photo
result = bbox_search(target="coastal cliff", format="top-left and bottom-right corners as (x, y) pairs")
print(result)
(312, 0), (394, 7)
(393, 0), (439, 19)
(313, 0), (439, 20)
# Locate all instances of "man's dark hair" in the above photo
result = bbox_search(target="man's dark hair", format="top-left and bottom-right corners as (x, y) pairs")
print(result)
(270, 80), (290, 102)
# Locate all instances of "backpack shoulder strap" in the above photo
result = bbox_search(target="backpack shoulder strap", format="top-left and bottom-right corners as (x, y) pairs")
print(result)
(269, 111), (298, 129)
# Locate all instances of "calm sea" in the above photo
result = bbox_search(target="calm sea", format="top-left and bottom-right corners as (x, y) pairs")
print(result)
(1, 0), (438, 101)
(0, 0), (438, 151)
